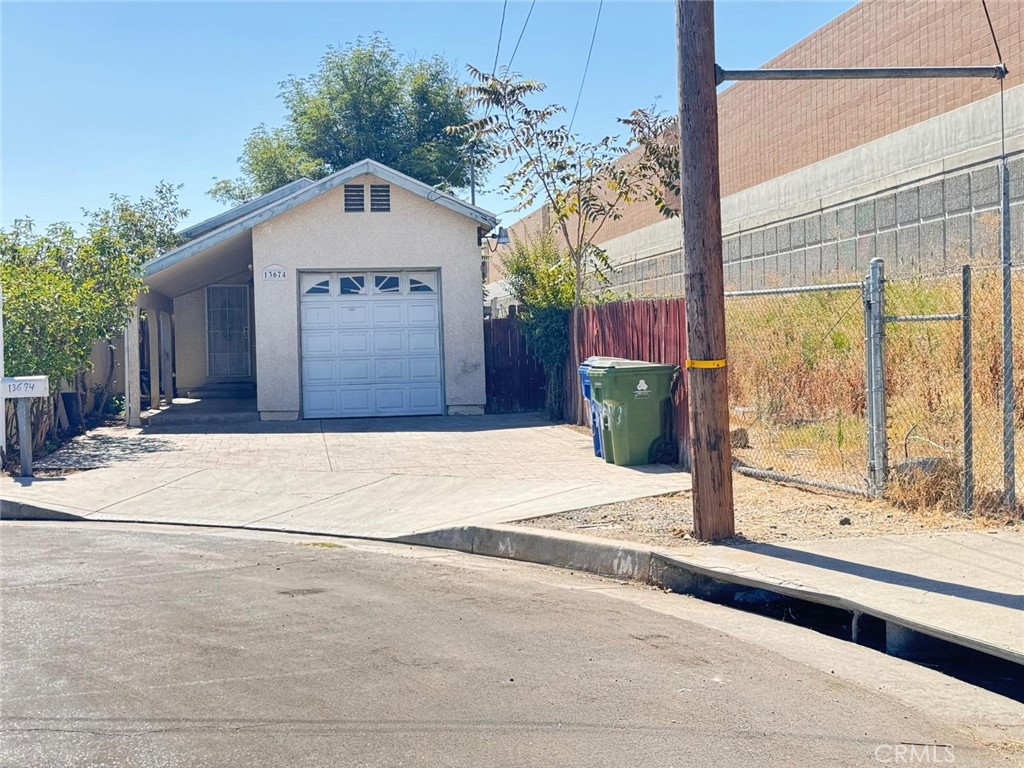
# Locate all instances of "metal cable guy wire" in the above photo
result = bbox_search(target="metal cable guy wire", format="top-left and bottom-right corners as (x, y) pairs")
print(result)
(568, 0), (604, 135)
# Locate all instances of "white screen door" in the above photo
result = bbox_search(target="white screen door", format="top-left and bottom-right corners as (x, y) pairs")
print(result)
(207, 285), (251, 377)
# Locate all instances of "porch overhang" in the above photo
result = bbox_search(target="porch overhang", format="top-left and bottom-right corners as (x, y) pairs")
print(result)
(143, 230), (253, 298)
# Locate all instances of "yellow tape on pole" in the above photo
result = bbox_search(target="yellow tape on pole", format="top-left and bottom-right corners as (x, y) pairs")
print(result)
(685, 359), (727, 369)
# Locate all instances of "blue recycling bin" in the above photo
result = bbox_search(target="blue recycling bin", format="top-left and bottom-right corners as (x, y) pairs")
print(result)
(578, 357), (618, 457)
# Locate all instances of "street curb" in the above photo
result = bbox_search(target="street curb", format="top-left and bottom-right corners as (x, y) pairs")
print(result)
(397, 523), (1024, 669)
(3, 502), (1020, 670)
(0, 498), (88, 521)
(395, 524), (655, 581)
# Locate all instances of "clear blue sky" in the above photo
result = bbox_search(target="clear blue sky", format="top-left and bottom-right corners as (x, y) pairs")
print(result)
(2, 1), (854, 232)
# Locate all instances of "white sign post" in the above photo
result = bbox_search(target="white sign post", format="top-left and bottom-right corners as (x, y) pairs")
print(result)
(2, 376), (50, 477)
(0, 284), (5, 460)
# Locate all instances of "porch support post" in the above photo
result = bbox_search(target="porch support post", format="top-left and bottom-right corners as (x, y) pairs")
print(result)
(159, 311), (174, 406)
(147, 310), (161, 407)
(125, 307), (141, 427)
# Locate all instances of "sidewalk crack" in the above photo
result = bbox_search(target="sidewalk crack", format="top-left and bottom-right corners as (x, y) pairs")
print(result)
(245, 476), (391, 526)
(93, 469), (205, 513)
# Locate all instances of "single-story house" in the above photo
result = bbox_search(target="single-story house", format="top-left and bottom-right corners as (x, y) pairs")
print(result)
(126, 159), (498, 425)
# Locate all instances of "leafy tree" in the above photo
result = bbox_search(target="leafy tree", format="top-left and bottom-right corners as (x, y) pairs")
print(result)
(618, 107), (681, 219)
(502, 232), (575, 419)
(0, 184), (188, 435)
(0, 257), (100, 387)
(453, 68), (672, 420)
(84, 184), (188, 415)
(210, 35), (478, 204)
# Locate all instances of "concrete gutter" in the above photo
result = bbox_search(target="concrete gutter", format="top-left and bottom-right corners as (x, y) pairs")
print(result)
(4, 497), (1019, 672)
(395, 523), (1024, 670)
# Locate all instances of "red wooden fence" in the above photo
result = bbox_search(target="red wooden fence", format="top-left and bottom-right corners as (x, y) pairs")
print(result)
(483, 307), (547, 414)
(564, 299), (690, 467)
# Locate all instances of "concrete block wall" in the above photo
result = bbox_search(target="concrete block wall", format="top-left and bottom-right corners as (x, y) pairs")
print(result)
(719, 156), (1024, 292)
(594, 82), (1023, 296)
(601, 154), (1023, 296)
(492, 0), (1024, 279)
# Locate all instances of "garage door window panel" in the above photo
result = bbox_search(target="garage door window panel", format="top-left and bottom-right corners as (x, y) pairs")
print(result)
(302, 275), (332, 295)
(408, 273), (436, 293)
(340, 275), (366, 295)
(374, 274), (401, 294)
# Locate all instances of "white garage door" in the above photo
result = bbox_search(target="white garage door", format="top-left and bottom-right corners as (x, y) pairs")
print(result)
(300, 270), (444, 418)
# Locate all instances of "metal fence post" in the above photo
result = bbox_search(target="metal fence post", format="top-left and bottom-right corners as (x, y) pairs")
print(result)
(867, 258), (888, 494)
(863, 273), (877, 492)
(962, 264), (974, 516)
(1000, 161), (1016, 511)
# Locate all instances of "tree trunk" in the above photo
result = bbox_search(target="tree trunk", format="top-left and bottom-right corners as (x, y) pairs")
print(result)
(92, 339), (117, 418)
(572, 250), (587, 425)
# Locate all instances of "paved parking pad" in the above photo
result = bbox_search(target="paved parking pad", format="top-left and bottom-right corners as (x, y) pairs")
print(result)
(1, 414), (688, 538)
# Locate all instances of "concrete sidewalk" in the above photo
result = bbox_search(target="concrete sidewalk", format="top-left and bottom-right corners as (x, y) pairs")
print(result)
(0, 414), (689, 538)
(661, 530), (1024, 666)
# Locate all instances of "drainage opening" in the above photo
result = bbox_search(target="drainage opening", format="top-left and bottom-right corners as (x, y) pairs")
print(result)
(650, 559), (1023, 703)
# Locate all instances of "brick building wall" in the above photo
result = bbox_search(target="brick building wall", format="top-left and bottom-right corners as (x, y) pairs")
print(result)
(492, 0), (1022, 285)
(719, 0), (1021, 197)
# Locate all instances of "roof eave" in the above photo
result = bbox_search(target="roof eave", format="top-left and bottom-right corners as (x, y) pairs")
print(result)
(145, 160), (498, 278)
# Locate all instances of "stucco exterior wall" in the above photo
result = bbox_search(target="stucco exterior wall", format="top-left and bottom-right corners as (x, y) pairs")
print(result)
(251, 173), (486, 419)
(172, 289), (206, 392)
(172, 271), (253, 392)
(82, 336), (126, 412)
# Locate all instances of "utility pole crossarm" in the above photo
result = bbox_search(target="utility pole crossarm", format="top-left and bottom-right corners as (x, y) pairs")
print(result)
(716, 64), (1008, 85)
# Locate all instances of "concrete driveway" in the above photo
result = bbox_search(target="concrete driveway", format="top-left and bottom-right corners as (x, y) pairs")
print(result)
(0, 414), (689, 538)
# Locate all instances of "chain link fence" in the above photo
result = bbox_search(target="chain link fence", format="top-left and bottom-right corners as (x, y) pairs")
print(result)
(964, 264), (1024, 513)
(724, 257), (1023, 515)
(1013, 267), (1024, 507)
(881, 272), (966, 511)
(725, 282), (870, 495)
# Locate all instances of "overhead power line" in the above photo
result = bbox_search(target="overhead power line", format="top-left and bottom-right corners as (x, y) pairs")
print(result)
(507, 0), (538, 71)
(434, 0), (508, 203)
(492, 0), (509, 75)
(568, 0), (604, 135)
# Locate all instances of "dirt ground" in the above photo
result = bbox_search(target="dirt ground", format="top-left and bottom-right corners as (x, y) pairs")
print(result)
(520, 440), (1020, 549)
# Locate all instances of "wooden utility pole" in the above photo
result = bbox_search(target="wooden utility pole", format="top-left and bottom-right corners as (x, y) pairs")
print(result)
(677, 0), (734, 540)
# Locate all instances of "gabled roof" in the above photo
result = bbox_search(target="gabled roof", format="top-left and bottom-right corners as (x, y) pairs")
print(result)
(177, 178), (315, 241)
(146, 159), (498, 278)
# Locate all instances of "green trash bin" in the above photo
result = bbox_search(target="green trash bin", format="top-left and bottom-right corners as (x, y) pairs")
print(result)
(589, 359), (678, 466)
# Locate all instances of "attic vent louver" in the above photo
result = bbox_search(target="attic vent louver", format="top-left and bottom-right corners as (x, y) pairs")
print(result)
(344, 184), (365, 212)
(370, 184), (391, 212)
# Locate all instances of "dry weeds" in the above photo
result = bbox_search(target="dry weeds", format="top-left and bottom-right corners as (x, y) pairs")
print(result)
(520, 470), (1019, 550)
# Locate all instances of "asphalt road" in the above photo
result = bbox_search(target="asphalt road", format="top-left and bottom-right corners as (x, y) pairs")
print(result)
(0, 523), (1010, 767)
